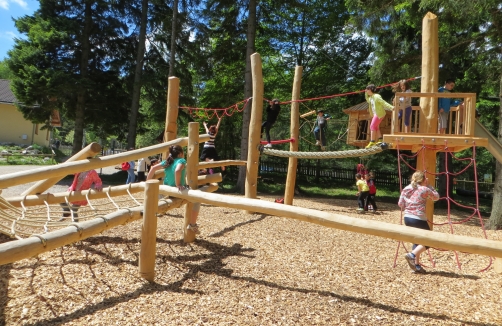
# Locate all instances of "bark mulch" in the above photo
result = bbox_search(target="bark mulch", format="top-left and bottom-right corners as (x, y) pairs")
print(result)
(0, 194), (500, 325)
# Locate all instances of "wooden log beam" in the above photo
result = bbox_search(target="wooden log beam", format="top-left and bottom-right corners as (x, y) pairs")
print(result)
(245, 53), (264, 209)
(158, 187), (502, 259)
(22, 142), (102, 196)
(197, 173), (222, 185)
(285, 65), (302, 205)
(139, 179), (160, 281)
(198, 160), (247, 169)
(5, 183), (145, 207)
(0, 136), (209, 189)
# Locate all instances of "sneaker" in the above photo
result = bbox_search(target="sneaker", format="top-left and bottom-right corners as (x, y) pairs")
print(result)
(264, 143), (273, 148)
(315, 140), (321, 146)
(187, 223), (200, 234)
(376, 139), (383, 145)
(404, 253), (417, 271)
(415, 265), (426, 274)
(356, 208), (364, 213)
(365, 141), (376, 149)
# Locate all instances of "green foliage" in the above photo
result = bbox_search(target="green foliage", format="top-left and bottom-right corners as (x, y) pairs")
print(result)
(0, 61), (14, 79)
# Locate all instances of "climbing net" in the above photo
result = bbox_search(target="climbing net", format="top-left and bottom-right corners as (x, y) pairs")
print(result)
(0, 186), (145, 239)
(394, 141), (492, 271)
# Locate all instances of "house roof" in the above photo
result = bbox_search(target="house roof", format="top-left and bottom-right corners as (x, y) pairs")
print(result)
(343, 102), (368, 113)
(0, 79), (16, 104)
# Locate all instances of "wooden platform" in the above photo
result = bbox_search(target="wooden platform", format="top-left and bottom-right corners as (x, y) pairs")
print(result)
(383, 134), (488, 152)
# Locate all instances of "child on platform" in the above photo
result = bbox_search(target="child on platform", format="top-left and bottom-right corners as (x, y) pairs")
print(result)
(147, 145), (201, 234)
(365, 84), (394, 148)
(365, 172), (377, 212)
(398, 171), (439, 273)
(393, 79), (413, 133)
(201, 117), (225, 172)
(355, 173), (369, 213)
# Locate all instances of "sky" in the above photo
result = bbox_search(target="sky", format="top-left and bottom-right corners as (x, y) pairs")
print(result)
(0, 0), (39, 60)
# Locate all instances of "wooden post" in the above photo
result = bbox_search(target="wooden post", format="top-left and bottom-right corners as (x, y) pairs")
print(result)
(419, 12), (439, 135)
(22, 142), (102, 196)
(183, 122), (199, 242)
(164, 77), (180, 159)
(418, 12), (439, 229)
(284, 66), (303, 205)
(245, 53), (264, 208)
(139, 179), (160, 282)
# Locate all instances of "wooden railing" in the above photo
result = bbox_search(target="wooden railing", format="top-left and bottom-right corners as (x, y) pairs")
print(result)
(392, 92), (476, 136)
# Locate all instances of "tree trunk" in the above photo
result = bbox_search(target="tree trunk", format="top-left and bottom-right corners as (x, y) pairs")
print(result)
(489, 73), (502, 229)
(236, 0), (256, 194)
(168, 0), (178, 77)
(72, 1), (92, 155)
(127, 0), (149, 149)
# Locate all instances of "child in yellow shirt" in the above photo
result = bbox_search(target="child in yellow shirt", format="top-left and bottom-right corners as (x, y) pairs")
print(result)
(355, 173), (369, 213)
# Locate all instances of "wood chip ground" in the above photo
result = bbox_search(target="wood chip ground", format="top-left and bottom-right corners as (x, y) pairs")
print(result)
(0, 194), (501, 325)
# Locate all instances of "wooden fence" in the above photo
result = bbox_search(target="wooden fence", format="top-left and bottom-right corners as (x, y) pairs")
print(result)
(259, 160), (494, 192)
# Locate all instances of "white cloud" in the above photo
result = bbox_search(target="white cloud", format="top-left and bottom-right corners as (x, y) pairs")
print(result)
(11, 0), (27, 9)
(0, 0), (9, 10)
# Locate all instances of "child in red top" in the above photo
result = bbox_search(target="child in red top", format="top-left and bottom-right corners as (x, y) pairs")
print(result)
(61, 169), (103, 221)
(364, 172), (377, 212)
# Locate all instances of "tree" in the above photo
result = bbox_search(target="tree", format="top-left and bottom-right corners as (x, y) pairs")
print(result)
(0, 61), (13, 79)
(7, 0), (131, 155)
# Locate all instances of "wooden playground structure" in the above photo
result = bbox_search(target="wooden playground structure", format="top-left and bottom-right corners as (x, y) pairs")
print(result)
(0, 12), (501, 284)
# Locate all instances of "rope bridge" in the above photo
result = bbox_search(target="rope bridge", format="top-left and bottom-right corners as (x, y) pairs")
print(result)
(261, 145), (383, 159)
(0, 184), (149, 239)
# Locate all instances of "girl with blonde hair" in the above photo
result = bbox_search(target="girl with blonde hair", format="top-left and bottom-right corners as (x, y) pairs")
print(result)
(398, 171), (439, 273)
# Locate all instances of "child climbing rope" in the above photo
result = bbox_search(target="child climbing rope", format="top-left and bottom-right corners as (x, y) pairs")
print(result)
(201, 117), (225, 172)
(261, 99), (281, 148)
(365, 84), (394, 148)
(314, 110), (331, 151)
(147, 145), (201, 234)
(398, 171), (439, 273)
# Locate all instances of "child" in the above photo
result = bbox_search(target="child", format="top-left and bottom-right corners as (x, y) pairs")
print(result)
(126, 148), (136, 184)
(365, 84), (394, 148)
(393, 79), (413, 133)
(356, 163), (368, 177)
(261, 99), (281, 148)
(137, 156), (151, 182)
(147, 145), (201, 234)
(314, 110), (331, 151)
(365, 172), (377, 212)
(61, 166), (103, 222)
(201, 117), (225, 172)
(398, 171), (439, 273)
(355, 173), (369, 213)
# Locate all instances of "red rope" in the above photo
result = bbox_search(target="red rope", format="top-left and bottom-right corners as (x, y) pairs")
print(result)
(179, 76), (422, 115)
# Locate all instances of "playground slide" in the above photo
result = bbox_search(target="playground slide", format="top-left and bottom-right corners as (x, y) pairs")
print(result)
(474, 119), (502, 164)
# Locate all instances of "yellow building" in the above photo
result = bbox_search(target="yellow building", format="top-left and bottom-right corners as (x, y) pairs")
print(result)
(0, 79), (50, 147)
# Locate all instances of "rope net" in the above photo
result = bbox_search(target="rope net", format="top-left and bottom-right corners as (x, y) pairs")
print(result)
(0, 187), (145, 239)
(394, 141), (492, 272)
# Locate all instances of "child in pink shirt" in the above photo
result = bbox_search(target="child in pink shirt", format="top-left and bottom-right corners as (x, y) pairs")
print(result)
(398, 171), (439, 273)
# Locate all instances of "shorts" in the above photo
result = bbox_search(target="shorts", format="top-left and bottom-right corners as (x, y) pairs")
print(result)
(200, 147), (219, 161)
(370, 115), (384, 131)
(404, 216), (431, 249)
(438, 111), (449, 129)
